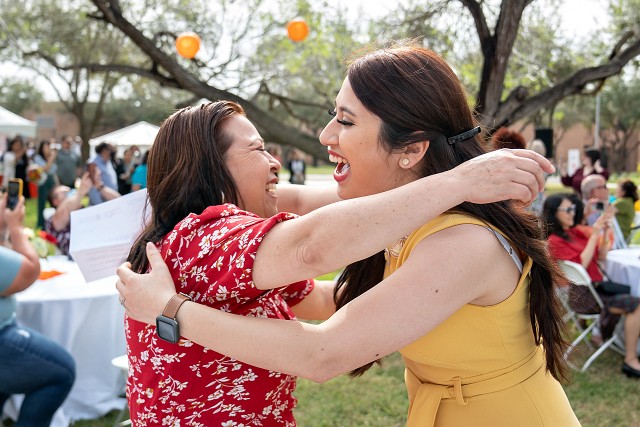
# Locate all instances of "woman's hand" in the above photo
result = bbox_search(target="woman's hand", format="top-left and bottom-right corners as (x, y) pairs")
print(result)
(592, 211), (613, 235)
(452, 149), (554, 204)
(78, 173), (94, 196)
(4, 196), (25, 233)
(594, 159), (604, 173)
(116, 242), (177, 325)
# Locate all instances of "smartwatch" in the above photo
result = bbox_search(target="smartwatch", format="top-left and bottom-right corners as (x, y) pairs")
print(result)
(156, 293), (192, 343)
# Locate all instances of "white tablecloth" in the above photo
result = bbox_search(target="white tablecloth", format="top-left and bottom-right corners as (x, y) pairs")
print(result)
(605, 248), (640, 297)
(4, 256), (126, 426)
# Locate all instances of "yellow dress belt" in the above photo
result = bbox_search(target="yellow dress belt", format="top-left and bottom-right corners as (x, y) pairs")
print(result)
(405, 346), (544, 427)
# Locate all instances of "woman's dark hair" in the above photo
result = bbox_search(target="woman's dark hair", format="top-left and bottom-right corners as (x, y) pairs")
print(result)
(140, 150), (150, 165)
(490, 127), (527, 150)
(334, 43), (569, 381)
(9, 135), (24, 150)
(619, 179), (638, 202)
(584, 148), (601, 165)
(37, 139), (50, 158)
(541, 194), (574, 240)
(95, 142), (112, 155)
(127, 101), (244, 273)
(567, 193), (585, 226)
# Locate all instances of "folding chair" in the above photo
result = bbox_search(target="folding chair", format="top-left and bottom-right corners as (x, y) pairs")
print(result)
(111, 355), (131, 427)
(557, 260), (625, 372)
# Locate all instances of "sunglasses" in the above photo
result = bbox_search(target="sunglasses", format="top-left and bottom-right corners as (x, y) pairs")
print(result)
(558, 204), (577, 214)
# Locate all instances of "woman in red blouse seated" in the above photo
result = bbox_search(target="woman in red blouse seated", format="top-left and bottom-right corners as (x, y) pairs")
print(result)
(543, 194), (640, 378)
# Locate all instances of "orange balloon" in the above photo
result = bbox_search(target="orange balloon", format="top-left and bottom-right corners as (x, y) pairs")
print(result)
(176, 32), (201, 59)
(287, 18), (309, 42)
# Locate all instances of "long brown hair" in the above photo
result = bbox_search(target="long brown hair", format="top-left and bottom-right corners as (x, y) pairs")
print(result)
(128, 101), (245, 273)
(334, 43), (569, 381)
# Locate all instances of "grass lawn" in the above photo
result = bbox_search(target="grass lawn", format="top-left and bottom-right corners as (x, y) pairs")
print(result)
(70, 349), (639, 427)
(17, 182), (640, 427)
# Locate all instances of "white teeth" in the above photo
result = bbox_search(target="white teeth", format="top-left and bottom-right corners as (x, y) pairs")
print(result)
(266, 183), (277, 192)
(328, 154), (348, 165)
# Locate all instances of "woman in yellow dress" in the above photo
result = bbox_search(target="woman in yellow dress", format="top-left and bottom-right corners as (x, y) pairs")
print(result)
(117, 43), (579, 426)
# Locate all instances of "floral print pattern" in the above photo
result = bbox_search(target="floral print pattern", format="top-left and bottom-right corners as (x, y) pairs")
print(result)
(126, 204), (314, 426)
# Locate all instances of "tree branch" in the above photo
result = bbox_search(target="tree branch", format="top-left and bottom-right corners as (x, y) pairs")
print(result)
(87, 0), (328, 159)
(493, 34), (640, 127)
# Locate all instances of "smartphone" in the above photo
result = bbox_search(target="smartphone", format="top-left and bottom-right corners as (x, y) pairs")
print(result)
(7, 178), (23, 210)
(595, 201), (605, 211)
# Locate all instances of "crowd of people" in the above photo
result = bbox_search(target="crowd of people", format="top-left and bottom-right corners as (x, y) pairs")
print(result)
(0, 135), (153, 256)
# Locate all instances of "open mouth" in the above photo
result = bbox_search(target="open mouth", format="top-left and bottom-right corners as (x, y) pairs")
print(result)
(329, 153), (350, 181)
(266, 182), (277, 193)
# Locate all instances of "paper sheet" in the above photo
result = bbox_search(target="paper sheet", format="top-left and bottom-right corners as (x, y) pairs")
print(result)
(70, 189), (150, 282)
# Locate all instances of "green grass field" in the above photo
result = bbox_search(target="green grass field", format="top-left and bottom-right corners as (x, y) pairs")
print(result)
(17, 181), (640, 427)
(69, 350), (640, 427)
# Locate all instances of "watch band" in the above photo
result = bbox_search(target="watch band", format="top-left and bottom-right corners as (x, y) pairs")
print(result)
(161, 293), (192, 320)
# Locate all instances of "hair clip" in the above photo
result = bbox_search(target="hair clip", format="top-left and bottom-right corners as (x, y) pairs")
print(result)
(447, 126), (481, 145)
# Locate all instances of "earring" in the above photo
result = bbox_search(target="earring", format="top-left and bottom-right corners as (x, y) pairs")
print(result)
(401, 158), (410, 167)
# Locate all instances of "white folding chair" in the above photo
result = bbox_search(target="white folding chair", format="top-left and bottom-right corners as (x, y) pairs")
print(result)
(557, 260), (625, 372)
(111, 355), (131, 427)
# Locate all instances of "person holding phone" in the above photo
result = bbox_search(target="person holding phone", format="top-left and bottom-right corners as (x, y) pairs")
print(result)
(0, 194), (76, 425)
(543, 194), (640, 378)
(581, 174), (614, 225)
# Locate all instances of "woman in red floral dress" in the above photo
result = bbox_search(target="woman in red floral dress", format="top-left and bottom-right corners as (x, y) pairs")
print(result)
(122, 100), (552, 426)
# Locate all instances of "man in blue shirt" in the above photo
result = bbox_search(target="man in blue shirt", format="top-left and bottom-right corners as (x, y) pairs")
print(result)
(87, 142), (120, 206)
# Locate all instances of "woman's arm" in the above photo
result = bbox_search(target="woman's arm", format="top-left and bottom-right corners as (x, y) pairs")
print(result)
(0, 196), (40, 295)
(51, 174), (93, 231)
(290, 279), (336, 321)
(580, 213), (612, 265)
(276, 185), (341, 215)
(252, 149), (551, 290)
(43, 150), (57, 173)
(119, 223), (516, 382)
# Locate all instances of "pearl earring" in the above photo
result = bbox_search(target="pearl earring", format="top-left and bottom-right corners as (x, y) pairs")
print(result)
(401, 158), (410, 167)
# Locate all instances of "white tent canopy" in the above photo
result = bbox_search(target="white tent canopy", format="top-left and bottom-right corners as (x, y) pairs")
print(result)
(0, 106), (37, 139)
(89, 121), (159, 157)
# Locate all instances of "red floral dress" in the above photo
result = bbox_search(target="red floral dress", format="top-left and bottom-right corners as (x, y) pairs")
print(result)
(125, 204), (314, 426)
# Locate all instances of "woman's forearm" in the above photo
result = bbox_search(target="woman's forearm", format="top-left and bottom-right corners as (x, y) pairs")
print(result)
(6, 227), (40, 288)
(580, 235), (599, 268)
(254, 172), (464, 289)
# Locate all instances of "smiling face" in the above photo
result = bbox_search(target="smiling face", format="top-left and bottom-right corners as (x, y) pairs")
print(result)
(319, 78), (415, 199)
(221, 115), (281, 218)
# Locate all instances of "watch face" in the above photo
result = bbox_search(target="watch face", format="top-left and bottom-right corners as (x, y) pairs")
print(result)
(156, 315), (180, 343)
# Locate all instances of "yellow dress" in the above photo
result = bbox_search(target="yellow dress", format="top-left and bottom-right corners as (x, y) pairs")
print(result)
(384, 213), (580, 427)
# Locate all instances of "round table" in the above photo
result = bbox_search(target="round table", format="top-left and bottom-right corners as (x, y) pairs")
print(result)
(605, 248), (640, 297)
